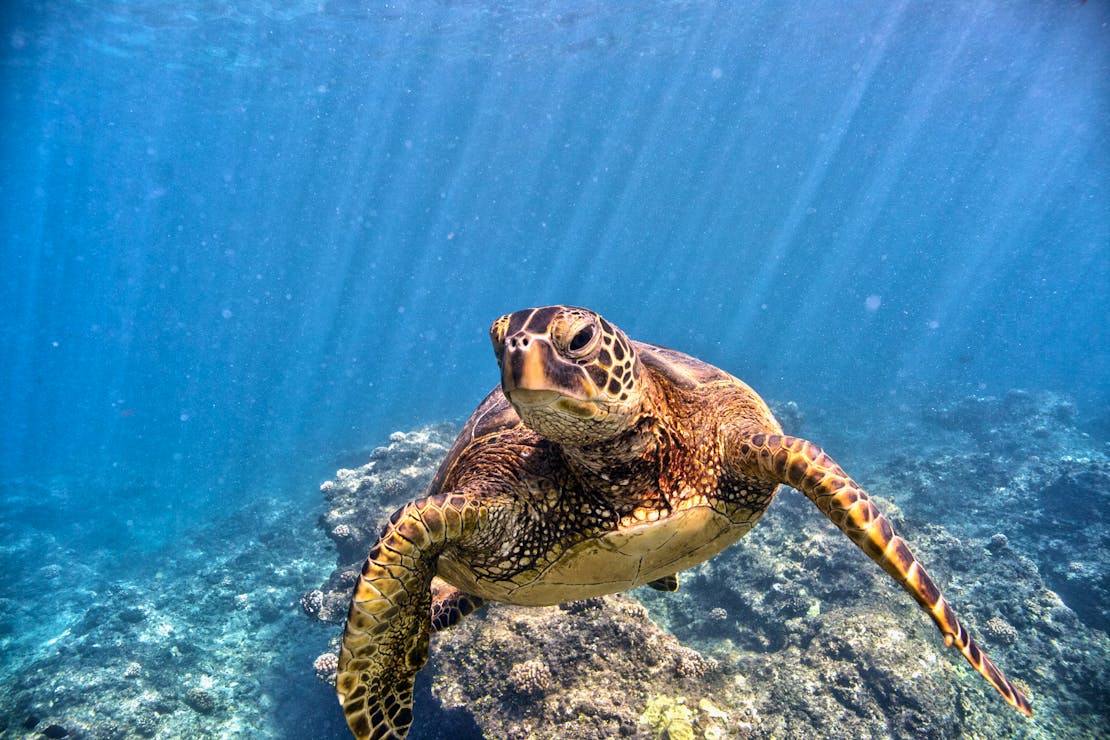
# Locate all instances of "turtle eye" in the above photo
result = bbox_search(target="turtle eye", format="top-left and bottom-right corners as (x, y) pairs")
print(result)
(568, 325), (595, 354)
(490, 314), (511, 360)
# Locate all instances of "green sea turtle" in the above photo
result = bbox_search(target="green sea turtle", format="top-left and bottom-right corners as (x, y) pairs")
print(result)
(338, 305), (1032, 739)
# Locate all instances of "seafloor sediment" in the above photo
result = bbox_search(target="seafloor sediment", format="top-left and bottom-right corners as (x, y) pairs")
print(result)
(1, 390), (1106, 739)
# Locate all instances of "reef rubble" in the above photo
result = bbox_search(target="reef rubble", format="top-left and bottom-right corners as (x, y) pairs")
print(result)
(309, 392), (1109, 739)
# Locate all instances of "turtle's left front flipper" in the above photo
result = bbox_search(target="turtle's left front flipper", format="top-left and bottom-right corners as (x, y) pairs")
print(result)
(735, 432), (1033, 717)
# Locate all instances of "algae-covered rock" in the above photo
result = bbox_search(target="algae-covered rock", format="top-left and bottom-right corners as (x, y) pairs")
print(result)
(639, 695), (694, 740)
(428, 595), (728, 740)
(635, 695), (732, 740)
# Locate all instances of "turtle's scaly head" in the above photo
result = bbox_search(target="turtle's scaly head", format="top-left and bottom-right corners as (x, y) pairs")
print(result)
(491, 306), (643, 445)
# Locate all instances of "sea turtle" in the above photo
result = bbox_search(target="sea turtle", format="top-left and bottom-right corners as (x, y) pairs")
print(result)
(337, 305), (1032, 739)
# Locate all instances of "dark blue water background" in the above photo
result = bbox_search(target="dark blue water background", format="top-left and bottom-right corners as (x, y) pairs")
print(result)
(2, 2), (1107, 556)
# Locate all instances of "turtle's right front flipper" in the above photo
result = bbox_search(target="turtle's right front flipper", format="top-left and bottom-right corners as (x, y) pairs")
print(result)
(338, 493), (482, 740)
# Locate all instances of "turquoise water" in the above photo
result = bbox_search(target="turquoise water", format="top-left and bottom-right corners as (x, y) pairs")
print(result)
(1, 2), (1107, 738)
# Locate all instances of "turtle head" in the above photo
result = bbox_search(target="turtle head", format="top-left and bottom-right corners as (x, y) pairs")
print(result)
(490, 306), (644, 445)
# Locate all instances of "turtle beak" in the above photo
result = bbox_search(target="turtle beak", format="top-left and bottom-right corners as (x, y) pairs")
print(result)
(507, 388), (562, 408)
(500, 334), (560, 404)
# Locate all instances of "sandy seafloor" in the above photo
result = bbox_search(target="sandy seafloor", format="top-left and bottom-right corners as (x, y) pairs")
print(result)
(1, 389), (1107, 739)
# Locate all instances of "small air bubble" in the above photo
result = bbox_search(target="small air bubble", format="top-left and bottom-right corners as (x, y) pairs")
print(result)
(221, 308), (233, 319)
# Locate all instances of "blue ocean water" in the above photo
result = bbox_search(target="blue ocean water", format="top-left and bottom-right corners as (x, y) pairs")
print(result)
(1, 2), (1108, 738)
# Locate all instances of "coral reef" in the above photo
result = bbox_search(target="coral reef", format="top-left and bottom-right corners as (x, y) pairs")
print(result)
(0, 495), (347, 738)
(314, 650), (340, 683)
(882, 390), (1110, 633)
(921, 389), (1079, 456)
(4, 391), (1098, 739)
(507, 659), (553, 697)
(310, 394), (1109, 739)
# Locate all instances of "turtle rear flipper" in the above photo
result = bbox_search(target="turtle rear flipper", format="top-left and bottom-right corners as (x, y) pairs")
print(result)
(339, 493), (481, 739)
(430, 577), (485, 632)
(739, 433), (1033, 717)
(646, 574), (679, 592)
